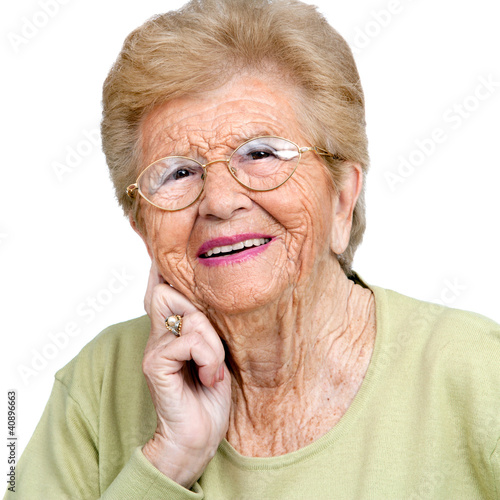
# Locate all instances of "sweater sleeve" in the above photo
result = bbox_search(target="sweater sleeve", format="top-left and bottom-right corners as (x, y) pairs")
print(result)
(491, 436), (500, 500)
(4, 379), (203, 500)
(101, 448), (203, 499)
(4, 379), (99, 499)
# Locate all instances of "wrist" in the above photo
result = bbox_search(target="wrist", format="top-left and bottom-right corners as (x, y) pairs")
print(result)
(142, 435), (212, 489)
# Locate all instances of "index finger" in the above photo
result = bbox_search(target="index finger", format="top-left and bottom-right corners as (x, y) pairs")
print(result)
(145, 263), (201, 337)
(144, 261), (165, 317)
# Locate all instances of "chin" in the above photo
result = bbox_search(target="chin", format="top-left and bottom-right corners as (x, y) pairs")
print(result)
(196, 275), (291, 317)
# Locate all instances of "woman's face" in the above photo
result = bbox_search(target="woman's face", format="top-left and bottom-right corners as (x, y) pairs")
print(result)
(136, 74), (344, 314)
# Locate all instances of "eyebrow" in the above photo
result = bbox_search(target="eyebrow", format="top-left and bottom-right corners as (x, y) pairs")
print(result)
(230, 128), (282, 146)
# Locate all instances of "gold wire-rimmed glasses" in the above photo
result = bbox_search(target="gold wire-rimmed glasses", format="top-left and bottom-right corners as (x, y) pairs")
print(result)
(126, 135), (339, 211)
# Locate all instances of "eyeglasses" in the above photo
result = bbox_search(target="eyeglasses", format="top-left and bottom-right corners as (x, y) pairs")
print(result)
(126, 135), (338, 211)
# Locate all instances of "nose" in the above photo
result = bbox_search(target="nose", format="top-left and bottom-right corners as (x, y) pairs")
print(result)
(197, 159), (253, 219)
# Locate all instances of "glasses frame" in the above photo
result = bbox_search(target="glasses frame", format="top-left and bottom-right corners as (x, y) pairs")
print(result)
(126, 135), (339, 212)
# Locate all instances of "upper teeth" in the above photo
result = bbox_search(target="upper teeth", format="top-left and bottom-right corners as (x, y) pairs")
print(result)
(205, 238), (270, 257)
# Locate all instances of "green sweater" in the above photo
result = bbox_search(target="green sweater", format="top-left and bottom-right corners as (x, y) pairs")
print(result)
(6, 285), (500, 499)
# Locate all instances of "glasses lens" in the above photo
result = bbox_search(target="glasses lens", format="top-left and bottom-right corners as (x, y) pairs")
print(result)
(230, 137), (300, 191)
(138, 156), (205, 210)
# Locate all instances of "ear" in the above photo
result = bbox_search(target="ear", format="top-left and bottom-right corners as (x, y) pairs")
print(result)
(330, 163), (363, 255)
(129, 214), (154, 261)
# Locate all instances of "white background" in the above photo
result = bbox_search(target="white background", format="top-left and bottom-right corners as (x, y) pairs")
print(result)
(2, 0), (499, 460)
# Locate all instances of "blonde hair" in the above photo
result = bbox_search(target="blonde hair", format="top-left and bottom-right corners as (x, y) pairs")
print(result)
(101, 0), (369, 275)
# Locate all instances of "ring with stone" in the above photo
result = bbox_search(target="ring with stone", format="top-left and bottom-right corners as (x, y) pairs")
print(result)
(165, 314), (183, 337)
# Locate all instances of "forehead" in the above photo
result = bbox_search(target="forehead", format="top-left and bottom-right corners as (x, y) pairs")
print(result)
(139, 75), (305, 164)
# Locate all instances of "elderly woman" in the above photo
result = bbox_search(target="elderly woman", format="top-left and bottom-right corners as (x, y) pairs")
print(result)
(9, 0), (499, 499)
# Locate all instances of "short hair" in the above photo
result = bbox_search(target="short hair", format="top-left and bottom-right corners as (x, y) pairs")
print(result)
(101, 0), (369, 275)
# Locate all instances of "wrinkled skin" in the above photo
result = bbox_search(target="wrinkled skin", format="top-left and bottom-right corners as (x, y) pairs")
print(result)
(135, 73), (376, 487)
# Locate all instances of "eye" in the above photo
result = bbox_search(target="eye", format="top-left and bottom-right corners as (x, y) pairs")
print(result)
(161, 164), (201, 186)
(145, 158), (203, 195)
(235, 138), (299, 165)
(172, 168), (192, 180)
(159, 159), (201, 183)
(241, 143), (277, 162)
(250, 150), (272, 161)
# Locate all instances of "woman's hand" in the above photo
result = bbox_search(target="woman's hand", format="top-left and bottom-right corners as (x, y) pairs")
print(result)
(141, 263), (231, 489)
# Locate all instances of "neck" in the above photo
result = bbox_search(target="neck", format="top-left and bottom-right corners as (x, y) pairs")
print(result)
(207, 259), (376, 457)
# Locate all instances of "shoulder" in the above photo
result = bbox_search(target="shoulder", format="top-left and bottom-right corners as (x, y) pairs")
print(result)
(370, 283), (500, 351)
(54, 315), (151, 408)
(371, 284), (500, 430)
(370, 283), (499, 398)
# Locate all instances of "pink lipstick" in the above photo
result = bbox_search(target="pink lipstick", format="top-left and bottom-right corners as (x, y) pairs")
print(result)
(197, 233), (273, 267)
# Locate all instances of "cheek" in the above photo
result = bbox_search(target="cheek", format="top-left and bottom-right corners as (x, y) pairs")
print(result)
(142, 208), (197, 286)
(259, 172), (334, 255)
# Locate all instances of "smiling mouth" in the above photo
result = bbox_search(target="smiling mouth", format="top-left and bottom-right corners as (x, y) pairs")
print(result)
(200, 238), (271, 258)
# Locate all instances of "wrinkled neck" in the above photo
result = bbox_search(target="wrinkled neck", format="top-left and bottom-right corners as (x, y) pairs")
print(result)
(211, 258), (376, 456)
(210, 258), (360, 382)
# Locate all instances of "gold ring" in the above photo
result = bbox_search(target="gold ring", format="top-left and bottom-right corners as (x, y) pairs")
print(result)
(165, 314), (182, 337)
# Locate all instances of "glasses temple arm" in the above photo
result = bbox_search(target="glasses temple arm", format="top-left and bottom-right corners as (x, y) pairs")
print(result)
(301, 146), (342, 160)
(126, 183), (138, 199)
